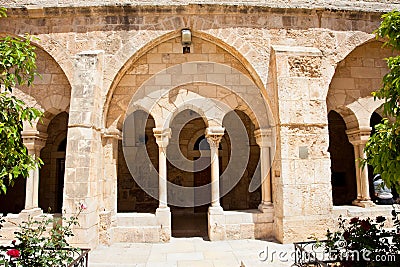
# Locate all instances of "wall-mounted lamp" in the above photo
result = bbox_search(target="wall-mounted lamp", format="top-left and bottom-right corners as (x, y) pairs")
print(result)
(181, 29), (192, 54)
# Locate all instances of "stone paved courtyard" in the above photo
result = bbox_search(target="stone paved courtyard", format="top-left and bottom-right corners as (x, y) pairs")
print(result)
(89, 238), (295, 267)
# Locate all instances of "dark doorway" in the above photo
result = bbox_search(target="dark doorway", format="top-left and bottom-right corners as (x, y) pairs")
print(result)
(171, 157), (210, 238)
(328, 110), (357, 205)
(55, 158), (65, 213)
(194, 156), (211, 213)
(169, 110), (210, 238)
(39, 112), (68, 213)
(0, 176), (26, 214)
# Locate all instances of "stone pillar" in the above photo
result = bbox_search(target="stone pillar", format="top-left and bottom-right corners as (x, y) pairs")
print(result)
(352, 143), (362, 201)
(205, 126), (225, 208)
(153, 128), (172, 242)
(205, 126), (226, 241)
(21, 130), (47, 213)
(254, 128), (273, 212)
(347, 127), (374, 208)
(153, 128), (171, 209)
(102, 128), (121, 217)
(271, 45), (334, 243)
(64, 50), (105, 248)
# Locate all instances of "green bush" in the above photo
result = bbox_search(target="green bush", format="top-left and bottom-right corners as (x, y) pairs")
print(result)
(0, 205), (86, 267)
(325, 208), (400, 266)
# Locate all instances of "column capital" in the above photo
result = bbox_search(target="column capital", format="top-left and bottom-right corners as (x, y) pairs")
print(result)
(346, 126), (371, 146)
(102, 127), (122, 140)
(22, 130), (48, 153)
(205, 126), (225, 148)
(153, 128), (171, 148)
(254, 128), (273, 147)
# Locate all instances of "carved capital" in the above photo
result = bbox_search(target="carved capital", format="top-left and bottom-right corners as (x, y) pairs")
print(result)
(21, 130), (48, 155)
(153, 128), (171, 148)
(346, 126), (371, 146)
(102, 127), (122, 140)
(254, 128), (273, 147)
(205, 126), (225, 148)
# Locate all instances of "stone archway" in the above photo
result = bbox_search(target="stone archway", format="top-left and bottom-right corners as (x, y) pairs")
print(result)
(327, 40), (396, 207)
(104, 31), (275, 243)
(0, 41), (71, 216)
(168, 109), (211, 238)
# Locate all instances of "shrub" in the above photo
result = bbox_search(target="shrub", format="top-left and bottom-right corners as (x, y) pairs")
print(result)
(0, 204), (86, 267)
(325, 207), (400, 266)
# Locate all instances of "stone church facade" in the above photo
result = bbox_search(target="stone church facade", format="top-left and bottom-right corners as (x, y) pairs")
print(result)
(0, 0), (399, 248)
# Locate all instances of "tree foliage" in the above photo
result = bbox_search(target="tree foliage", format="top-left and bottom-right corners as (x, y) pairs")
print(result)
(363, 10), (400, 191)
(0, 7), (42, 194)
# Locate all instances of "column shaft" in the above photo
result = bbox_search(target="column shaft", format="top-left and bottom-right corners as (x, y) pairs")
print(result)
(154, 128), (171, 209)
(210, 144), (220, 207)
(353, 144), (362, 200)
(22, 131), (47, 211)
(206, 127), (224, 208)
(254, 128), (273, 211)
(260, 146), (272, 205)
(102, 128), (121, 216)
(359, 144), (371, 201)
(347, 127), (373, 207)
(158, 145), (168, 208)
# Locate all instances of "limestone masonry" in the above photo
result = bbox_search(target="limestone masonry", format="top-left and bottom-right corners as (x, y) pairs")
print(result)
(0, 0), (398, 248)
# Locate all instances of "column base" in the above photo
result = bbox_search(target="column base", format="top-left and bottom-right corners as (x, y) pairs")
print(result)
(208, 206), (224, 215)
(156, 207), (171, 242)
(258, 202), (274, 213)
(208, 206), (226, 241)
(352, 199), (375, 208)
(20, 207), (43, 217)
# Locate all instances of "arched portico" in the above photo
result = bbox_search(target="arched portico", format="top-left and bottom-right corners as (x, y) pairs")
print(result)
(0, 40), (71, 239)
(104, 32), (276, 242)
(327, 40), (396, 208)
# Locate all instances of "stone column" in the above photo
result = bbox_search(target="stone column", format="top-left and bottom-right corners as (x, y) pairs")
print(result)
(21, 130), (47, 213)
(99, 127), (120, 246)
(271, 45), (334, 243)
(353, 143), (362, 201)
(254, 129), (274, 212)
(347, 127), (374, 207)
(153, 128), (171, 242)
(205, 126), (226, 241)
(153, 128), (171, 209)
(64, 50), (105, 248)
(101, 128), (121, 212)
(205, 126), (225, 208)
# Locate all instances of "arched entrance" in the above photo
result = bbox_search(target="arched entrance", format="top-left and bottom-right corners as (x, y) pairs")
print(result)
(105, 31), (275, 242)
(168, 109), (212, 237)
(327, 40), (396, 207)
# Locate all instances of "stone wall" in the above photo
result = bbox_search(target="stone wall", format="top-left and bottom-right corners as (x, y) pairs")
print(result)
(327, 41), (396, 128)
(107, 35), (253, 129)
(1, 0), (399, 12)
(0, 2), (396, 246)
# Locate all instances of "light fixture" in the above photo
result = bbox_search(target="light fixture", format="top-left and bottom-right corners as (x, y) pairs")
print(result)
(181, 29), (192, 54)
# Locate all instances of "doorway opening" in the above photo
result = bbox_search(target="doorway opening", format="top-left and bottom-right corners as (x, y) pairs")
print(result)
(168, 110), (217, 238)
